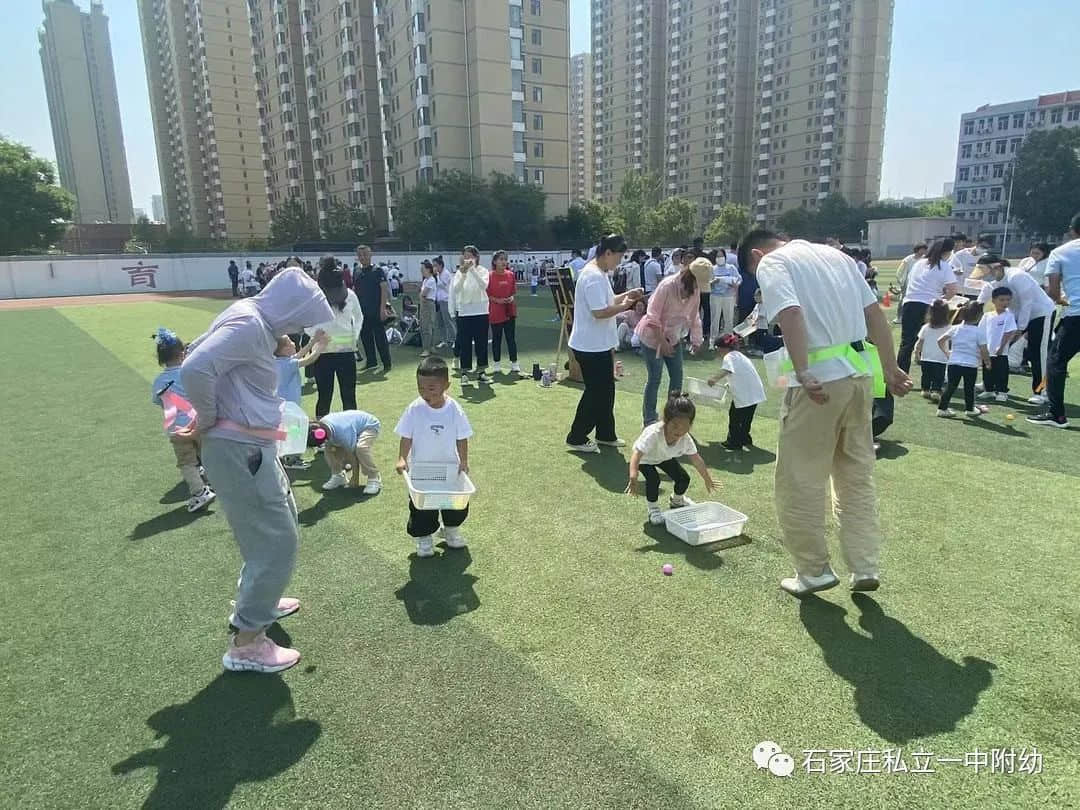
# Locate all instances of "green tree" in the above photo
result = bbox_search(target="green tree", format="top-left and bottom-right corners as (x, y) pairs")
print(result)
(489, 172), (546, 247)
(617, 171), (662, 244)
(129, 215), (156, 252)
(322, 200), (371, 243)
(704, 203), (752, 247)
(918, 198), (953, 218)
(1008, 128), (1080, 239)
(269, 197), (319, 245)
(0, 137), (74, 254)
(776, 207), (817, 239)
(641, 196), (697, 246)
(550, 200), (625, 247)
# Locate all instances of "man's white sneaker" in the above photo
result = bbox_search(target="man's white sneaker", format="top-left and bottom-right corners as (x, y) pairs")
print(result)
(415, 536), (435, 557)
(362, 478), (382, 495)
(444, 527), (467, 549)
(322, 472), (348, 491)
(595, 438), (626, 447)
(492, 362), (503, 374)
(478, 372), (494, 384)
(187, 487), (216, 513)
(646, 503), (665, 525)
(850, 573), (880, 592)
(964, 409), (982, 417)
(936, 409), (956, 418)
(975, 382), (985, 393)
(670, 494), (695, 508)
(976, 391), (995, 401)
(994, 392), (1008, 403)
(567, 440), (600, 454)
(510, 362), (522, 375)
(780, 565), (839, 597)
(1027, 393), (1048, 405)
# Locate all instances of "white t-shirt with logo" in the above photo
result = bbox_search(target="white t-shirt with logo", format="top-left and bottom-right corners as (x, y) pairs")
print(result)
(980, 309), (1018, 356)
(942, 323), (987, 368)
(916, 324), (950, 363)
(633, 421), (698, 466)
(721, 351), (767, 408)
(394, 396), (473, 464)
(569, 263), (618, 353)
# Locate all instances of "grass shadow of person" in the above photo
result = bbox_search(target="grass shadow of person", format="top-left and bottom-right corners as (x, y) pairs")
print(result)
(959, 417), (1028, 438)
(296, 488), (374, 527)
(633, 522), (751, 571)
(394, 547), (480, 625)
(577, 449), (630, 494)
(874, 440), (909, 461)
(111, 673), (321, 810)
(458, 384), (496, 404)
(696, 442), (775, 475)
(158, 481), (189, 505)
(129, 505), (214, 541)
(799, 594), (995, 744)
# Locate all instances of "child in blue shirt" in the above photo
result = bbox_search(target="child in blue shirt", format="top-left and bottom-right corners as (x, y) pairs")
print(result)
(150, 328), (215, 512)
(308, 410), (382, 493)
(274, 333), (325, 469)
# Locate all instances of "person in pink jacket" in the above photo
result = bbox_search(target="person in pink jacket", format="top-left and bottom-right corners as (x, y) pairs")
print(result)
(635, 261), (704, 425)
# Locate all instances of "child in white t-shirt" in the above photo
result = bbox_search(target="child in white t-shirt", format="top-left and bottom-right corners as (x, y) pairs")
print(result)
(395, 356), (474, 557)
(976, 286), (1019, 403)
(912, 298), (952, 402)
(626, 396), (716, 525)
(937, 301), (990, 418)
(708, 334), (767, 451)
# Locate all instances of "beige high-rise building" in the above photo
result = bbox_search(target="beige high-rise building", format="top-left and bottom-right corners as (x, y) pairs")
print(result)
(590, 0), (892, 231)
(39, 0), (133, 224)
(375, 0), (571, 230)
(751, 0), (892, 226)
(570, 52), (593, 205)
(139, 0), (269, 240)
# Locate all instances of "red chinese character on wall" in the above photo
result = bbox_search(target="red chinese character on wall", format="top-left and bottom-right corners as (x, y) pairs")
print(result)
(123, 262), (159, 289)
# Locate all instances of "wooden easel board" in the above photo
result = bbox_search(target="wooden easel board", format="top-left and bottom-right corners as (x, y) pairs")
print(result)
(546, 266), (583, 382)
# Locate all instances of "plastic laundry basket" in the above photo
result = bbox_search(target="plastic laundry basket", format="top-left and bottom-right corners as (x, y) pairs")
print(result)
(403, 463), (476, 510)
(662, 502), (748, 546)
(683, 376), (728, 408)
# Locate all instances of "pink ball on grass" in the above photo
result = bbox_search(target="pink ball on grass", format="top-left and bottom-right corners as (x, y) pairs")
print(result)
(662, 564), (674, 576)
(313, 428), (326, 440)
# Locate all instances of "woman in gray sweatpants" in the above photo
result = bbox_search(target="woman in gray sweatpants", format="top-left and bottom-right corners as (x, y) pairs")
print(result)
(182, 266), (337, 673)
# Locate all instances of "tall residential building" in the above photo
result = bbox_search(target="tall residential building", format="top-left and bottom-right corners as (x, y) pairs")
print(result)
(952, 90), (1080, 245)
(39, 0), (133, 224)
(138, 0), (269, 240)
(151, 194), (165, 222)
(751, 0), (892, 226)
(570, 52), (593, 205)
(374, 0), (571, 230)
(590, 0), (893, 230)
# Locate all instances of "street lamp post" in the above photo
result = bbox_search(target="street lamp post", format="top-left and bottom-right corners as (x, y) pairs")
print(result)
(1001, 160), (1016, 253)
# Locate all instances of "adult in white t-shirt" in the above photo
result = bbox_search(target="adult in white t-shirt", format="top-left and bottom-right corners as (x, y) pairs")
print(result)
(1018, 242), (1051, 289)
(1031, 216), (1080, 426)
(949, 236), (982, 285)
(897, 238), (959, 372)
(565, 234), (645, 453)
(742, 232), (910, 597)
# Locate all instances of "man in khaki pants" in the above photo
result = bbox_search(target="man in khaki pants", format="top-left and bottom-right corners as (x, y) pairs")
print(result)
(737, 232), (912, 596)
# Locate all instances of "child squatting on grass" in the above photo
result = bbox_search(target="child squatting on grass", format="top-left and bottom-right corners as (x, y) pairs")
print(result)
(150, 327), (215, 513)
(625, 395), (717, 525)
(395, 356), (474, 558)
(307, 410), (383, 493)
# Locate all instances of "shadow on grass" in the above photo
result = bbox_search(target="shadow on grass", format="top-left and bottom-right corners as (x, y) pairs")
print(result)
(633, 522), (752, 571)
(158, 481), (189, 505)
(959, 416), (1028, 438)
(697, 442), (776, 474)
(394, 546), (479, 625)
(111, 673), (321, 810)
(875, 440), (910, 461)
(799, 594), (996, 744)
(459, 384), (496, 404)
(129, 505), (214, 541)
(577, 449), (629, 494)
(296, 488), (376, 527)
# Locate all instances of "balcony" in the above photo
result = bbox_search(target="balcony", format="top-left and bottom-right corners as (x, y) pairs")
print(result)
(759, 136), (770, 146)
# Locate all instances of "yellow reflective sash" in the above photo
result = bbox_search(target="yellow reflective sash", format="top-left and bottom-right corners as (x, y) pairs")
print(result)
(781, 342), (886, 398)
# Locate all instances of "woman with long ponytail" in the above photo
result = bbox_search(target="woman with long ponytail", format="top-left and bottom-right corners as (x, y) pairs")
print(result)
(897, 238), (959, 372)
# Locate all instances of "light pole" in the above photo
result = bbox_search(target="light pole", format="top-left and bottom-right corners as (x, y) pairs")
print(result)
(1001, 160), (1016, 253)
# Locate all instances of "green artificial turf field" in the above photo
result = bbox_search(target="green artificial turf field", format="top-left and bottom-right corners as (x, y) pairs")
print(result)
(1, 292), (1077, 809)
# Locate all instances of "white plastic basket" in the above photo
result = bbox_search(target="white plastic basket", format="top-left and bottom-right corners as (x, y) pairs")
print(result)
(403, 463), (476, 511)
(662, 502), (748, 546)
(683, 376), (728, 407)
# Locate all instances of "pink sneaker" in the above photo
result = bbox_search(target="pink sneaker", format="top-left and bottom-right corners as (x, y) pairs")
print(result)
(274, 597), (300, 620)
(222, 632), (300, 673)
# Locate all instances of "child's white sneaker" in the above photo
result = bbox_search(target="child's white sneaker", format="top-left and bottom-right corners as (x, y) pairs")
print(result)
(322, 472), (348, 490)
(362, 477), (382, 495)
(187, 486), (216, 513)
(670, 494), (695, 508)
(647, 502), (665, 525)
(415, 536), (435, 557)
(492, 361), (503, 374)
(444, 527), (467, 549)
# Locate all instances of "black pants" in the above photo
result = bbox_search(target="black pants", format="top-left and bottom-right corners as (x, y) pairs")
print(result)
(983, 355), (1010, 393)
(490, 317), (517, 363)
(700, 293), (711, 338)
(939, 364), (977, 412)
(897, 301), (929, 372)
(1047, 315), (1080, 420)
(726, 403), (757, 447)
(313, 352), (357, 418)
(457, 313), (489, 372)
(359, 308), (392, 369)
(1027, 313), (1054, 393)
(566, 350), (617, 445)
(407, 499), (469, 538)
(230, 278), (239, 297)
(920, 360), (946, 392)
(640, 459), (690, 503)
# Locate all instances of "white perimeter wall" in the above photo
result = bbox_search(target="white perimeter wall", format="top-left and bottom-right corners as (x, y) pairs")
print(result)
(0, 250), (576, 300)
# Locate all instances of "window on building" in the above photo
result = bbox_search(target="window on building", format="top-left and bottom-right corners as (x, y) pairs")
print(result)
(510, 5), (522, 27)
(512, 100), (524, 122)
(992, 164), (1004, 179)
(533, 168), (545, 184)
(531, 28), (542, 46)
(995, 139), (1007, 154)
(1050, 107), (1063, 124)
(958, 167), (970, 181)
(532, 85), (544, 103)
(514, 131), (524, 152)
(511, 38), (522, 61)
(512, 69), (523, 93)
(532, 57), (542, 74)
(530, 0), (541, 15)
(1009, 137), (1022, 154)
(956, 190), (967, 203)
(987, 211), (999, 225)
(962, 120), (974, 135)
(533, 142), (544, 158)
(990, 187), (1002, 202)
(997, 115), (1008, 131)
(1068, 106), (1080, 122)
(1012, 113), (1024, 128)
(532, 113), (544, 130)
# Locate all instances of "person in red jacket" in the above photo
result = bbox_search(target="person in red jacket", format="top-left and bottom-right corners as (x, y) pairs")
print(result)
(487, 250), (522, 375)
